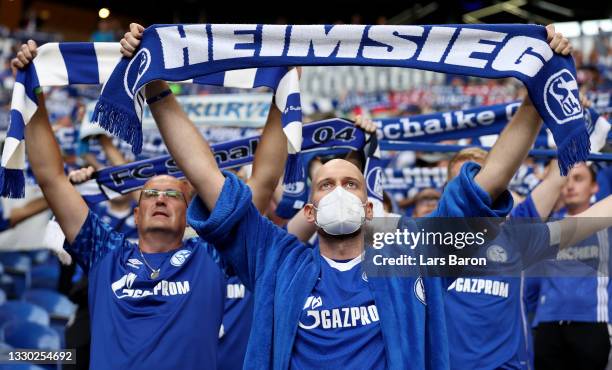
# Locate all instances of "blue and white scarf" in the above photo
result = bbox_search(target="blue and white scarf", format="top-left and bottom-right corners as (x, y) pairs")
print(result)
(92, 24), (588, 178)
(377, 102), (609, 153)
(2, 42), (298, 197)
(77, 118), (382, 205)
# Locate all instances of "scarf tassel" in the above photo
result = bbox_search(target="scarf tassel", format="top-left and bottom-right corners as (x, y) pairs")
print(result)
(92, 97), (143, 155)
(557, 128), (591, 176)
(0, 168), (26, 198)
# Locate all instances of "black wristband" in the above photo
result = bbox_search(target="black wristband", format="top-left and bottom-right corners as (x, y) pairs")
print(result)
(145, 89), (172, 105)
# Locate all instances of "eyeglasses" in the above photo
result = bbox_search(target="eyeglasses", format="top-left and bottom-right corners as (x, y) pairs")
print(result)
(140, 189), (186, 203)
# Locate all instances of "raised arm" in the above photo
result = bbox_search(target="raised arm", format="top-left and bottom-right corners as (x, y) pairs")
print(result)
(14, 41), (89, 243)
(247, 100), (287, 213)
(528, 160), (567, 220)
(554, 195), (612, 250)
(121, 23), (225, 210)
(474, 25), (572, 201)
(8, 196), (48, 227)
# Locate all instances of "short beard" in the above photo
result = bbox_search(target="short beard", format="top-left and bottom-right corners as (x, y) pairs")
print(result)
(317, 227), (362, 241)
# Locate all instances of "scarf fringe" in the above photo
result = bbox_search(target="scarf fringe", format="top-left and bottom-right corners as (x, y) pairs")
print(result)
(557, 128), (591, 176)
(0, 168), (25, 198)
(92, 97), (143, 155)
(283, 153), (304, 185)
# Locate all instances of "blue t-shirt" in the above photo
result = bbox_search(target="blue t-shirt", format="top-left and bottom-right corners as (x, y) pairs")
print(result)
(67, 211), (225, 370)
(218, 275), (253, 370)
(444, 196), (556, 369)
(531, 228), (612, 324)
(291, 255), (386, 370)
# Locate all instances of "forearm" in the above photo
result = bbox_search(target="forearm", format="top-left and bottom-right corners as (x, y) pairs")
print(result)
(530, 160), (566, 220)
(248, 103), (286, 213)
(146, 81), (225, 209)
(25, 93), (88, 242)
(475, 98), (542, 201)
(556, 195), (612, 249)
(26, 95), (66, 186)
(99, 135), (127, 166)
(9, 196), (48, 227)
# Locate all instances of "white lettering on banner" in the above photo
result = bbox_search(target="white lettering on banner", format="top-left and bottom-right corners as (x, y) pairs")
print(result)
(212, 25), (257, 61)
(374, 104), (519, 140)
(287, 25), (365, 58)
(447, 278), (509, 298)
(81, 94), (273, 138)
(155, 25), (550, 79)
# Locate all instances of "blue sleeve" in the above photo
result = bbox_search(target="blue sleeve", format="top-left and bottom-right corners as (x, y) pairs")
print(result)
(509, 222), (557, 268)
(430, 162), (513, 218)
(511, 195), (540, 219)
(65, 210), (126, 273)
(187, 172), (305, 292)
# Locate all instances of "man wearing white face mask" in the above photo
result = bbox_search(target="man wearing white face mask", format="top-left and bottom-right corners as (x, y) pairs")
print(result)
(120, 23), (576, 369)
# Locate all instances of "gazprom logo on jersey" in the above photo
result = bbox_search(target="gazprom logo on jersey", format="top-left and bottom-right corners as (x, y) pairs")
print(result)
(298, 296), (380, 330)
(111, 273), (190, 299)
(123, 47), (151, 99)
(170, 249), (192, 267)
(543, 69), (582, 124)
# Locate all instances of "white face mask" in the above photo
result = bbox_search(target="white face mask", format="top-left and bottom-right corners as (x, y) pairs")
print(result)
(314, 187), (366, 235)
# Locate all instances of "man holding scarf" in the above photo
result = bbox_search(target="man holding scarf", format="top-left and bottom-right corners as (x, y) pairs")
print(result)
(13, 41), (289, 370)
(120, 23), (573, 369)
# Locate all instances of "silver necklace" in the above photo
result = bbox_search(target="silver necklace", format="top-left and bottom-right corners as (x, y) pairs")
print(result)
(138, 248), (161, 279)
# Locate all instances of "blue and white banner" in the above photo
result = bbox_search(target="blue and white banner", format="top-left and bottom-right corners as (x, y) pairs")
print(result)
(80, 93), (272, 140)
(93, 23), (589, 180)
(78, 118), (368, 204)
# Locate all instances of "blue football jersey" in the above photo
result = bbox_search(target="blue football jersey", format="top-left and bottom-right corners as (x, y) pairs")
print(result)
(67, 211), (225, 370)
(532, 228), (612, 324)
(218, 275), (253, 370)
(93, 202), (138, 241)
(291, 255), (386, 370)
(444, 197), (556, 369)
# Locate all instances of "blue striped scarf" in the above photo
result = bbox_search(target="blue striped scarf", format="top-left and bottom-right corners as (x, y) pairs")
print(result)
(92, 24), (589, 179)
(2, 42), (298, 197)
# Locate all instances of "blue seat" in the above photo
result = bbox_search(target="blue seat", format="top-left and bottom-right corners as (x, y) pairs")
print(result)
(0, 364), (47, 370)
(22, 290), (75, 322)
(0, 254), (31, 299)
(27, 250), (51, 266)
(0, 275), (16, 300)
(30, 264), (59, 291)
(0, 290), (6, 306)
(0, 253), (31, 274)
(1, 321), (60, 350)
(22, 290), (75, 349)
(0, 301), (49, 327)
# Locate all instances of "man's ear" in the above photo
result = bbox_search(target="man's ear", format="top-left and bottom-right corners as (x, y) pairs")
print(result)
(133, 207), (139, 226)
(365, 200), (374, 221)
(303, 203), (316, 224)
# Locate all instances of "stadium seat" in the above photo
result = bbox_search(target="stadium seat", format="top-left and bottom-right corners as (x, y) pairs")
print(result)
(22, 290), (75, 321)
(0, 289), (6, 306)
(0, 253), (31, 299)
(23, 289), (75, 349)
(1, 321), (60, 370)
(0, 275), (16, 300)
(27, 250), (51, 266)
(0, 301), (50, 327)
(30, 264), (60, 291)
(0, 364), (46, 370)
